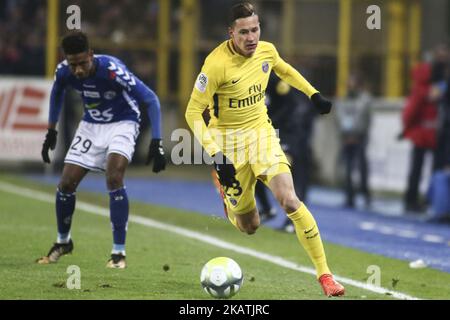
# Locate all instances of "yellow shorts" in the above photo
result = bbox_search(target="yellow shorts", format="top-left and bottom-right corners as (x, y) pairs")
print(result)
(219, 126), (291, 214)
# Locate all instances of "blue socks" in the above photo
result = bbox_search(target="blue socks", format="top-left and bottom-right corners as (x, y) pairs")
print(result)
(55, 187), (128, 255)
(55, 189), (76, 243)
(109, 187), (129, 255)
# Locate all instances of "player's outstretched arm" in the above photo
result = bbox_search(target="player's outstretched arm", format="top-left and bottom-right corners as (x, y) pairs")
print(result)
(272, 52), (332, 114)
(143, 93), (166, 173)
(185, 98), (222, 157)
(130, 78), (163, 141)
(143, 91), (166, 173)
(130, 78), (167, 173)
(185, 98), (236, 187)
(42, 68), (66, 164)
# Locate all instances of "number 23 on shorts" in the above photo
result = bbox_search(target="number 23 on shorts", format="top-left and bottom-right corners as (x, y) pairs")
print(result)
(223, 179), (243, 197)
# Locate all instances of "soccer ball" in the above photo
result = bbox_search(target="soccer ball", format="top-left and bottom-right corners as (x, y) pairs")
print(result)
(200, 257), (243, 299)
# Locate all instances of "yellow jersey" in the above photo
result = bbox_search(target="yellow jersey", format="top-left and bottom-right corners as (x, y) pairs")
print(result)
(185, 40), (319, 156)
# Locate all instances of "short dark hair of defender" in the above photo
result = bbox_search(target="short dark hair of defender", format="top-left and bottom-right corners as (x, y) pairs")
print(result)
(228, 2), (256, 26)
(61, 31), (90, 55)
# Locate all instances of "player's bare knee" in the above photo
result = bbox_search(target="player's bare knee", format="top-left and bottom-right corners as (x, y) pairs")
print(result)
(58, 177), (78, 194)
(106, 171), (124, 190)
(279, 194), (300, 213)
(239, 219), (259, 235)
(243, 223), (259, 235)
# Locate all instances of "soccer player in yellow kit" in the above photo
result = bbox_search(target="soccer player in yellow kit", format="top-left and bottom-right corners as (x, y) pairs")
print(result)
(185, 2), (345, 297)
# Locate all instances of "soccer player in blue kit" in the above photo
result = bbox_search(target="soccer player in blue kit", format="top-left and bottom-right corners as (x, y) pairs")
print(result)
(36, 32), (166, 268)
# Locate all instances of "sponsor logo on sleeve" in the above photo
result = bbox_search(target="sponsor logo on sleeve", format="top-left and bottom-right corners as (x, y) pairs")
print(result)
(195, 73), (208, 93)
(262, 61), (269, 73)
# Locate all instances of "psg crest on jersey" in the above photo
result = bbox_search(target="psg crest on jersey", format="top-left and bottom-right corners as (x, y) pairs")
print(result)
(262, 61), (269, 73)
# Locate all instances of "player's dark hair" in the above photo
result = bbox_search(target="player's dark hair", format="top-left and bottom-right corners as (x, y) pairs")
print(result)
(228, 2), (256, 26)
(61, 31), (89, 55)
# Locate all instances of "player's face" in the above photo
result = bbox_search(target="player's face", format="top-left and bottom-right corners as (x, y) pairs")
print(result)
(229, 15), (260, 57)
(66, 50), (94, 79)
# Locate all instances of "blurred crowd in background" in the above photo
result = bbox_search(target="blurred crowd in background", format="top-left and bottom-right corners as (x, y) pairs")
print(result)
(0, 0), (159, 85)
(0, 0), (46, 75)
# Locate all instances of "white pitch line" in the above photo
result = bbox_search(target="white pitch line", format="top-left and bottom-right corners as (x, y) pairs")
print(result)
(397, 230), (418, 239)
(360, 222), (376, 230)
(359, 221), (446, 244)
(379, 226), (395, 235)
(0, 181), (421, 300)
(422, 234), (444, 244)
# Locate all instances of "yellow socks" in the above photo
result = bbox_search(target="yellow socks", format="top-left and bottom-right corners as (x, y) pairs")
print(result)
(287, 203), (331, 278)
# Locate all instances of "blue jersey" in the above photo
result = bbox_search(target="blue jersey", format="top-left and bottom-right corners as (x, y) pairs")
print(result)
(49, 54), (162, 139)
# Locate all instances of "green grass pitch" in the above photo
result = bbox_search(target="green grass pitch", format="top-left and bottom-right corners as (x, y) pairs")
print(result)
(0, 175), (449, 300)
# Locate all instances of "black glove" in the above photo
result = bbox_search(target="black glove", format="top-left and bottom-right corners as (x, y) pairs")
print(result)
(41, 128), (57, 163)
(146, 139), (166, 173)
(213, 151), (236, 188)
(396, 131), (405, 141)
(311, 92), (332, 115)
